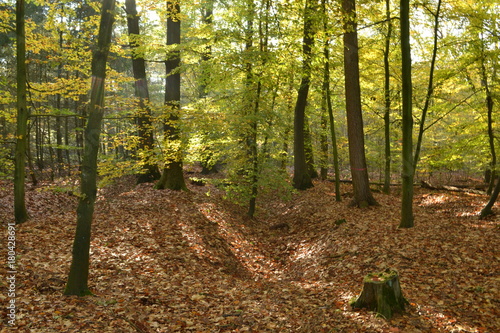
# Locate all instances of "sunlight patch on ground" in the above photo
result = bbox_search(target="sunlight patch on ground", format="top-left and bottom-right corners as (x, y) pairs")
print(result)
(338, 290), (356, 306)
(457, 210), (481, 217)
(290, 280), (331, 290)
(419, 194), (449, 206)
(91, 240), (158, 276)
(414, 304), (482, 333)
(467, 219), (500, 229)
(290, 240), (317, 261)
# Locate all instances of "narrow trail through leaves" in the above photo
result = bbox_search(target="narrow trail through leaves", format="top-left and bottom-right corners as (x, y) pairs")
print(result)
(1, 176), (499, 332)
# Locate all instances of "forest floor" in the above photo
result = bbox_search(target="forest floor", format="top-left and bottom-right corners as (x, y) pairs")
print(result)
(0, 172), (499, 333)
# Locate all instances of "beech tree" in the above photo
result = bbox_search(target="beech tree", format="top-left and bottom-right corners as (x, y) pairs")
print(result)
(14, 0), (29, 224)
(342, 0), (377, 207)
(292, 0), (316, 190)
(156, 0), (187, 191)
(382, 0), (393, 194)
(399, 0), (414, 228)
(321, 0), (341, 201)
(65, 0), (116, 296)
(124, 0), (161, 183)
(413, 0), (442, 170)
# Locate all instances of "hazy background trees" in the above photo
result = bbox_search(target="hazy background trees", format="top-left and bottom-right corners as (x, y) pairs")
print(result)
(2, 0), (499, 220)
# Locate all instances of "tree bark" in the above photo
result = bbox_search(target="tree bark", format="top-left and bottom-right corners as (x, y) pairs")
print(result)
(199, 0), (214, 98)
(382, 0), (392, 194)
(319, 112), (329, 180)
(293, 0), (315, 190)
(413, 0), (441, 170)
(14, 0), (29, 224)
(304, 118), (318, 179)
(399, 0), (414, 228)
(124, 0), (161, 183)
(482, 54), (496, 195)
(155, 0), (187, 191)
(322, 0), (341, 201)
(342, 0), (377, 207)
(64, 0), (116, 296)
(199, 0), (216, 174)
(480, 50), (497, 215)
(55, 30), (64, 176)
(480, 177), (500, 219)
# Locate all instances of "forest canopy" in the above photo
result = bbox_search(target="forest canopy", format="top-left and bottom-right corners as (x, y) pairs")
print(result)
(1, 0), (499, 208)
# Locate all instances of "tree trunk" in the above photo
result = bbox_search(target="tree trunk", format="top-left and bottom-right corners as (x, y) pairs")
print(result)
(155, 0), (187, 191)
(342, 0), (377, 207)
(480, 176), (500, 219)
(64, 0), (116, 296)
(483, 60), (496, 195)
(319, 112), (329, 180)
(46, 116), (55, 181)
(199, 0), (214, 97)
(246, 0), (264, 218)
(26, 126), (38, 186)
(125, 0), (160, 184)
(304, 118), (318, 179)
(399, 0), (414, 228)
(14, 0), (29, 224)
(382, 0), (392, 194)
(322, 0), (341, 201)
(64, 111), (71, 175)
(55, 31), (64, 176)
(413, 0), (441, 170)
(293, 0), (315, 190)
(351, 269), (408, 320)
(199, 0), (216, 174)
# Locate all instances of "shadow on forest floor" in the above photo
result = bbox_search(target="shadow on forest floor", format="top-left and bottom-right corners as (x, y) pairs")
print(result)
(0, 174), (499, 332)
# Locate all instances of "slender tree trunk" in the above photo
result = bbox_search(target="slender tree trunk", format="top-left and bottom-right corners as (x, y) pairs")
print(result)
(247, 81), (260, 217)
(342, 0), (377, 207)
(26, 126), (37, 185)
(156, 0), (187, 191)
(486, 93), (496, 195)
(14, 0), (29, 224)
(199, 0), (216, 174)
(64, 0), (116, 296)
(399, 0), (414, 228)
(64, 111), (71, 175)
(304, 118), (318, 179)
(244, 0), (263, 217)
(382, 0), (392, 194)
(322, 0), (341, 201)
(35, 116), (43, 170)
(320, 112), (329, 180)
(75, 93), (85, 167)
(413, 0), (441, 169)
(125, 0), (160, 183)
(481, 47), (496, 195)
(480, 176), (500, 219)
(46, 116), (55, 181)
(322, 3), (338, 190)
(55, 31), (64, 176)
(293, 0), (315, 190)
(199, 0), (214, 97)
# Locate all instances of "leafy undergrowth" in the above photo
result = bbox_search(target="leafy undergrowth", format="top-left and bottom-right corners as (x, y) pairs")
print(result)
(1, 175), (499, 333)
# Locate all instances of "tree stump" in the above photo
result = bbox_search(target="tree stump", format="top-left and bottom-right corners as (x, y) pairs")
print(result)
(351, 269), (408, 320)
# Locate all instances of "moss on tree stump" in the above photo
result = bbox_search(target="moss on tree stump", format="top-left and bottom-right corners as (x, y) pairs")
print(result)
(351, 269), (408, 319)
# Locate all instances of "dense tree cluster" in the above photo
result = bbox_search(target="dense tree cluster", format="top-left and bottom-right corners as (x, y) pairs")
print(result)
(2, 1), (499, 286)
